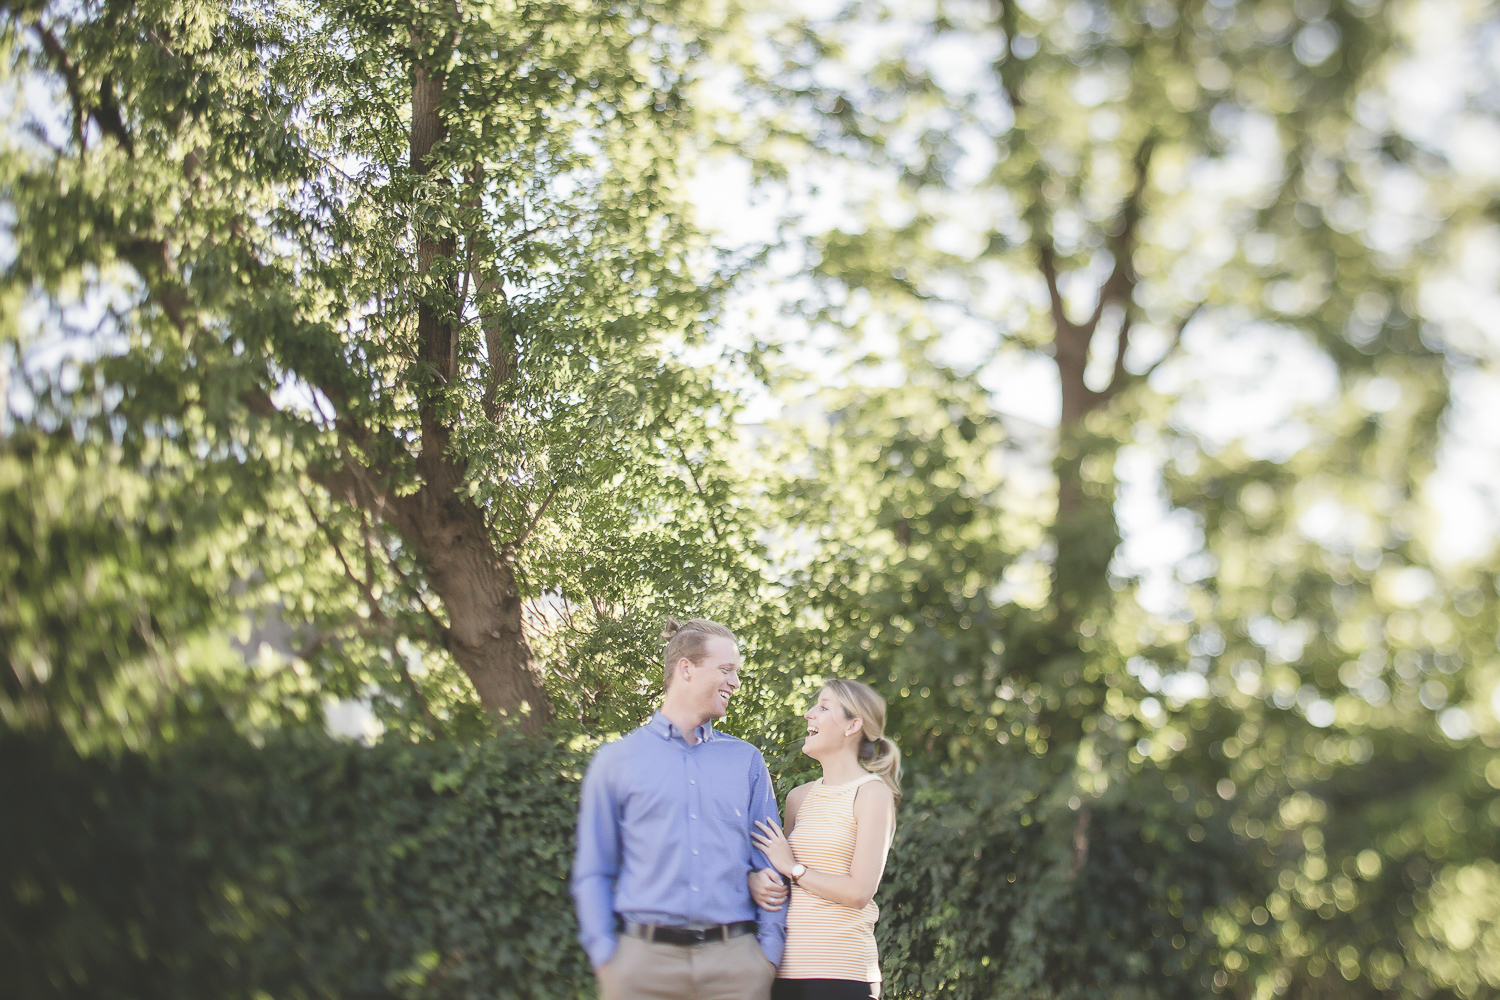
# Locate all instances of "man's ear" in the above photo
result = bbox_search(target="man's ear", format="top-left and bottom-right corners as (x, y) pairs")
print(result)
(675, 656), (694, 685)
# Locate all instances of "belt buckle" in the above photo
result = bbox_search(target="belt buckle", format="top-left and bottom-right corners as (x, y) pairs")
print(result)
(689, 927), (708, 943)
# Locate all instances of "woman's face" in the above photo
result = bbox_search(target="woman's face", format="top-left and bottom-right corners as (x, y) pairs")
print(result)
(802, 687), (860, 759)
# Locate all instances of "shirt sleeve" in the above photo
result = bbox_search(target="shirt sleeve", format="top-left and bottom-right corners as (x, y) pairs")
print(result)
(747, 751), (788, 966)
(571, 748), (621, 969)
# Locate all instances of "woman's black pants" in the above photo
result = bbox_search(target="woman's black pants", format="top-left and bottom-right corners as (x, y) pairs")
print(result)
(771, 979), (874, 1000)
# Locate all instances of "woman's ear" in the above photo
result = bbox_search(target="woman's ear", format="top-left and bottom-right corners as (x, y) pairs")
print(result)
(845, 716), (864, 738)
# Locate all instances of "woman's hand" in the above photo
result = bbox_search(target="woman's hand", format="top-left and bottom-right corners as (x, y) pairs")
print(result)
(751, 819), (797, 877)
(748, 867), (788, 911)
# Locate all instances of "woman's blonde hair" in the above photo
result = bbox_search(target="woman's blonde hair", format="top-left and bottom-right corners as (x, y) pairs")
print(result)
(823, 677), (902, 804)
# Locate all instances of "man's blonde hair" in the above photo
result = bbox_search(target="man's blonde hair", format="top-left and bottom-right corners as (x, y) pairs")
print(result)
(661, 617), (737, 690)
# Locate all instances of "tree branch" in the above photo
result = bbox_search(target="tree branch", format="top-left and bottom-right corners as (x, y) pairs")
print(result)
(1086, 137), (1154, 339)
(351, 501), (453, 649)
(1068, 804), (1092, 879)
(994, 0), (1027, 112)
(1119, 136), (1155, 241)
(316, 450), (382, 513)
(1106, 312), (1134, 397)
(32, 22), (135, 156)
(477, 280), (516, 422)
(1135, 303), (1203, 383)
(410, 27), (460, 467)
(1037, 239), (1074, 338)
(1085, 136), (1157, 402)
(92, 73), (134, 156)
(508, 480), (560, 553)
(664, 416), (726, 544)
(32, 24), (87, 150)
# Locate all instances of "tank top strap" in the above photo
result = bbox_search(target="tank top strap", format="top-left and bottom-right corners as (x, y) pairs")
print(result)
(812, 772), (883, 797)
(844, 772), (883, 791)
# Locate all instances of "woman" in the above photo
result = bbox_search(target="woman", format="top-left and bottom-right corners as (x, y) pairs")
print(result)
(751, 678), (902, 1000)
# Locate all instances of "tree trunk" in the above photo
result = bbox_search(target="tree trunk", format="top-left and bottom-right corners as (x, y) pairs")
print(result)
(412, 60), (457, 386)
(398, 490), (553, 732)
(1033, 253), (1128, 751)
(1046, 286), (1123, 621)
(1045, 416), (1121, 751)
(1035, 143), (1152, 647)
(392, 29), (553, 732)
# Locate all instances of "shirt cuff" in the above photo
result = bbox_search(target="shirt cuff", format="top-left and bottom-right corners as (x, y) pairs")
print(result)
(756, 928), (785, 968)
(586, 934), (618, 970)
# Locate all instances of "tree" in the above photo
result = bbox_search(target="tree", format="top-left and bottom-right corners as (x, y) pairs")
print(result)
(2, 0), (752, 740)
(746, 0), (1500, 994)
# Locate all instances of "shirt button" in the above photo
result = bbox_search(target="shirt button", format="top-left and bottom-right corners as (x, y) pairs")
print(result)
(690, 814), (697, 819)
(689, 780), (696, 785)
(692, 850), (699, 855)
(692, 886), (699, 892)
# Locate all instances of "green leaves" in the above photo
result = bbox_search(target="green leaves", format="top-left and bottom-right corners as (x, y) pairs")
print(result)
(2, 0), (766, 734)
(0, 430), (265, 750)
(877, 752), (1257, 1000)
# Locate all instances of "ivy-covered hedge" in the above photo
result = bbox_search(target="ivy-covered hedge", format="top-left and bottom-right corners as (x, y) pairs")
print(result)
(3, 731), (589, 1000)
(880, 754), (1254, 1000)
(3, 732), (1248, 1000)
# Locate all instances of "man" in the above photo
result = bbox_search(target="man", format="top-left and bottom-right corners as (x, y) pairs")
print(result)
(572, 617), (787, 1000)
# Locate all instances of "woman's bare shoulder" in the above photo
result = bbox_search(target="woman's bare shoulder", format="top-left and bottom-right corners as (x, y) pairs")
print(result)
(853, 778), (894, 813)
(784, 780), (818, 820)
(787, 779), (820, 804)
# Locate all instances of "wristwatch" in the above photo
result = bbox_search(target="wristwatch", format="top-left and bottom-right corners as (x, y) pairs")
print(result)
(789, 862), (807, 885)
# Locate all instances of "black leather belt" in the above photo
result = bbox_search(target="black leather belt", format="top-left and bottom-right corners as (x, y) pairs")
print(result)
(618, 918), (757, 946)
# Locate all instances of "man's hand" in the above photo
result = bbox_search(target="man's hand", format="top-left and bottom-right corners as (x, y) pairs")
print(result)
(749, 867), (789, 911)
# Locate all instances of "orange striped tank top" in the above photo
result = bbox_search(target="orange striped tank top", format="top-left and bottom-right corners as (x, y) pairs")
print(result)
(777, 773), (887, 982)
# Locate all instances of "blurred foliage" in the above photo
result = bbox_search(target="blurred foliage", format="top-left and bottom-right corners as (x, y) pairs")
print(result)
(1, 728), (591, 1000)
(0, 432), (255, 749)
(2, 0), (1499, 997)
(880, 752), (1260, 1000)
(748, 367), (1500, 996)
(741, 0), (1500, 993)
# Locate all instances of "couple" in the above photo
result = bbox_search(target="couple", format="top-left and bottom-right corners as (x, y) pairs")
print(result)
(572, 618), (902, 1000)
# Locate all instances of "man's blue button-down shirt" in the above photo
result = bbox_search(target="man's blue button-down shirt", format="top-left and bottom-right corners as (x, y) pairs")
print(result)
(571, 713), (787, 969)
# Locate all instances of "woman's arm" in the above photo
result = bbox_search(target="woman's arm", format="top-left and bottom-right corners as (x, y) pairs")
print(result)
(753, 782), (895, 910)
(783, 782), (812, 835)
(748, 782), (816, 911)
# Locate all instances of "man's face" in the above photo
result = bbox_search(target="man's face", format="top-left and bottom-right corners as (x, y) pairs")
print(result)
(679, 636), (742, 720)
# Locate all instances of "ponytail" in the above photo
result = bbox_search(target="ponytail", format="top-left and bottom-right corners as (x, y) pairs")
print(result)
(857, 733), (903, 804)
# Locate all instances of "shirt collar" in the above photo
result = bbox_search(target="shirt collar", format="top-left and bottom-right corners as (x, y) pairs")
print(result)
(648, 711), (717, 744)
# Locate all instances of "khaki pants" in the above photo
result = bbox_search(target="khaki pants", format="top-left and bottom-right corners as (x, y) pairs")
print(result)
(598, 932), (775, 1000)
